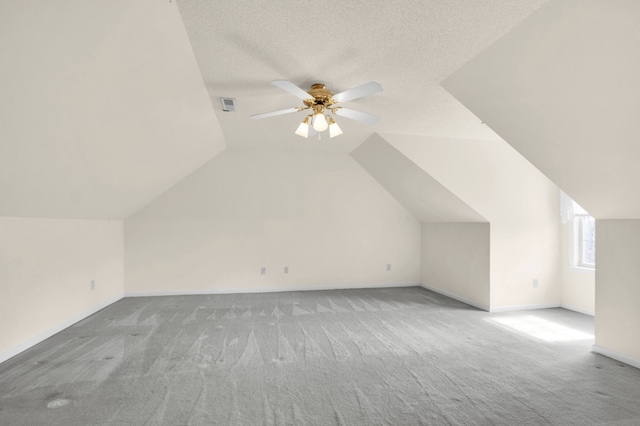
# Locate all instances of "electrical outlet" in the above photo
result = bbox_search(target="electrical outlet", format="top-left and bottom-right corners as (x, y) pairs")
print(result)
(284, 266), (289, 274)
(533, 278), (539, 288)
(260, 267), (266, 276)
(91, 279), (95, 290)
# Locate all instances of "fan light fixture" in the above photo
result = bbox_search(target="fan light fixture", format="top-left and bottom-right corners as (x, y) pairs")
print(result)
(329, 116), (343, 138)
(295, 117), (311, 138)
(250, 80), (383, 140)
(312, 112), (329, 132)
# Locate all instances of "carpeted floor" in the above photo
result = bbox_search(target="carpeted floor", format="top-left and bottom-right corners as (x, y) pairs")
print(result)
(1, 286), (639, 425)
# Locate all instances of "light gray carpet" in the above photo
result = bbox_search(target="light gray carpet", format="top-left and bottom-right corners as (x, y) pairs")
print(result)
(1, 287), (639, 425)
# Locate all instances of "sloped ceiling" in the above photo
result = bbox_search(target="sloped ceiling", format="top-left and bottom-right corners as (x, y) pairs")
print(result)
(443, 0), (640, 219)
(175, 0), (547, 152)
(0, 0), (549, 220)
(0, 0), (225, 219)
(382, 133), (559, 224)
(351, 134), (486, 222)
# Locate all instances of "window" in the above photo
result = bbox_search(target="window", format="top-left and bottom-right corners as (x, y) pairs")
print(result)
(561, 191), (595, 269)
(575, 214), (595, 268)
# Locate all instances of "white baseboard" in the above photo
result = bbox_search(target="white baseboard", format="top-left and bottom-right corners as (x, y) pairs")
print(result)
(560, 303), (595, 316)
(125, 282), (421, 298)
(0, 294), (124, 365)
(2, 284), (419, 364)
(592, 345), (640, 370)
(489, 303), (560, 313)
(417, 288), (589, 315)
(420, 283), (490, 311)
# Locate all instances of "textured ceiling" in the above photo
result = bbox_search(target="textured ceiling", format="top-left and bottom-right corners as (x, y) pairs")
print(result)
(0, 0), (549, 220)
(175, 0), (548, 152)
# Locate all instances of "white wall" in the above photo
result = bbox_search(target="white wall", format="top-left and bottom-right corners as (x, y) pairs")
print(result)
(125, 150), (421, 294)
(0, 217), (124, 361)
(594, 220), (640, 365)
(421, 223), (490, 310)
(442, 0), (640, 366)
(385, 134), (561, 310)
(560, 221), (595, 315)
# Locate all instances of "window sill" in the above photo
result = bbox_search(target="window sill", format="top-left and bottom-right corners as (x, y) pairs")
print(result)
(571, 265), (595, 272)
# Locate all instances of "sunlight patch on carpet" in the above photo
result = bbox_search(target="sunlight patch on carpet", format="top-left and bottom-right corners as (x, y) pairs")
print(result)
(487, 315), (594, 342)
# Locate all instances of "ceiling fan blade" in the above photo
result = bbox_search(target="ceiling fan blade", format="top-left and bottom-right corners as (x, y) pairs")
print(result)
(332, 81), (383, 103)
(250, 107), (299, 120)
(334, 108), (380, 124)
(271, 80), (313, 100)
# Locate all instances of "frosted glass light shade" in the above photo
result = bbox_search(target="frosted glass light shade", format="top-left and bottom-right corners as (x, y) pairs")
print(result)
(312, 113), (329, 131)
(295, 120), (310, 138)
(329, 121), (343, 138)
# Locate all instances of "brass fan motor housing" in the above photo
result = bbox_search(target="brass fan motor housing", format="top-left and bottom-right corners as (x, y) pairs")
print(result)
(303, 84), (336, 109)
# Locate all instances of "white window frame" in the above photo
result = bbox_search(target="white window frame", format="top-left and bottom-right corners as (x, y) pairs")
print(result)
(574, 214), (595, 269)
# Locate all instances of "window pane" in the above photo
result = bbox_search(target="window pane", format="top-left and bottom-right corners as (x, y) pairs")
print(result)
(581, 216), (596, 241)
(576, 215), (596, 267)
(583, 240), (596, 265)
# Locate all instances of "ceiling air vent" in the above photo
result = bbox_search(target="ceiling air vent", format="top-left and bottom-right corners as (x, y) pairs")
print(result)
(220, 97), (237, 112)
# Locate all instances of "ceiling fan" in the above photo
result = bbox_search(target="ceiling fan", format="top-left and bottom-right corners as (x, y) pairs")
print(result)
(250, 80), (383, 138)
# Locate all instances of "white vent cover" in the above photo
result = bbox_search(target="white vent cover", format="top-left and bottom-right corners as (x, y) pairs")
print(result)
(220, 97), (237, 112)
